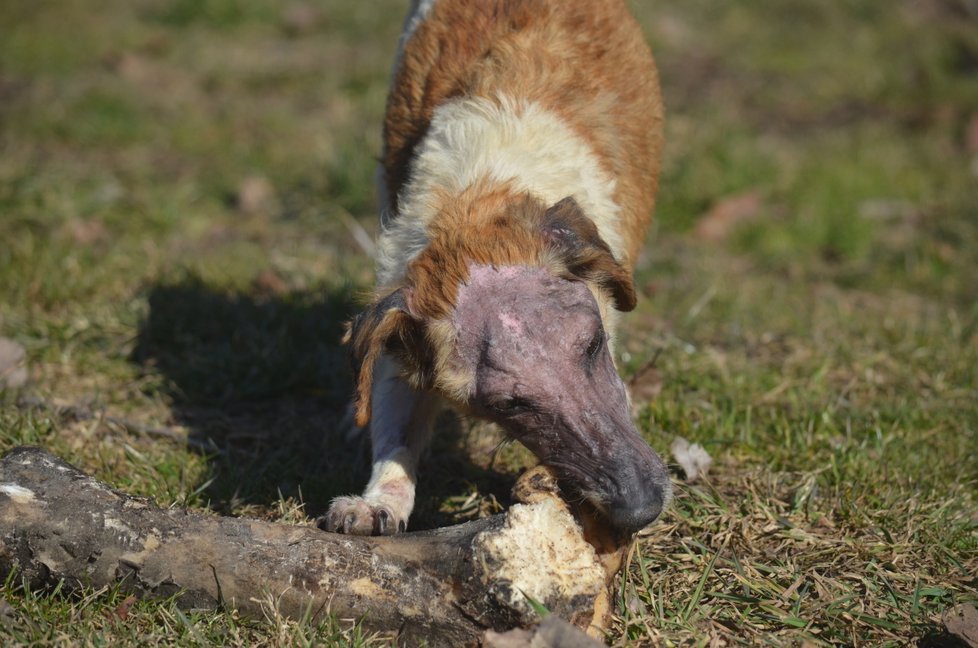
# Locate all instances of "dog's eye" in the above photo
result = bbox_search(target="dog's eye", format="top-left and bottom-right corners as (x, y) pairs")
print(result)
(586, 329), (604, 361)
(489, 396), (532, 416)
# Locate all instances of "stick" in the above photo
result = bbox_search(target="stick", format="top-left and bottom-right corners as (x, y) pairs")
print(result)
(0, 447), (628, 646)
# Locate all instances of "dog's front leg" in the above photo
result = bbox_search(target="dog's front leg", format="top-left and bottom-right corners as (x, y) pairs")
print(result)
(323, 354), (439, 535)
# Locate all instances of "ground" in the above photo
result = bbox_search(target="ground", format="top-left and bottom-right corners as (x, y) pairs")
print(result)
(1, 0), (977, 645)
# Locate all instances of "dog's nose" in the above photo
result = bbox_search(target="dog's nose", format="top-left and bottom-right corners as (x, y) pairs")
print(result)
(606, 486), (666, 534)
(598, 428), (672, 533)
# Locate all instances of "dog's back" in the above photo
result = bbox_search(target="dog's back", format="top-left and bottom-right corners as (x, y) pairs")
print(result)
(377, 0), (663, 285)
(324, 0), (671, 537)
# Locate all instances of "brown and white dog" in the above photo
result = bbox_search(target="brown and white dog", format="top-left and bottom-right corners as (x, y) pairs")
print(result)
(323, 0), (671, 536)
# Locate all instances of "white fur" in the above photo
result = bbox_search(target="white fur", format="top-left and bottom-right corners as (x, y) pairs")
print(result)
(369, 354), (421, 449)
(377, 0), (439, 241)
(332, 6), (632, 535)
(402, 0), (437, 42)
(363, 451), (415, 495)
(376, 95), (623, 286)
(356, 355), (442, 530)
(393, 0), (438, 72)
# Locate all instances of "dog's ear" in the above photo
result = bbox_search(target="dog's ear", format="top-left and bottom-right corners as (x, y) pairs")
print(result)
(541, 197), (637, 311)
(345, 288), (429, 427)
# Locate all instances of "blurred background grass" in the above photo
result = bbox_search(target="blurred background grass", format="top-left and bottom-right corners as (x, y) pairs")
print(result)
(1, 0), (976, 645)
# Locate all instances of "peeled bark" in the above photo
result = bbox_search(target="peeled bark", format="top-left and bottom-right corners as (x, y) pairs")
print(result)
(0, 447), (628, 647)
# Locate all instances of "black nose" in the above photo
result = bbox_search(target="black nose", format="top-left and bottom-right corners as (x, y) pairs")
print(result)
(606, 487), (666, 533)
(600, 435), (672, 533)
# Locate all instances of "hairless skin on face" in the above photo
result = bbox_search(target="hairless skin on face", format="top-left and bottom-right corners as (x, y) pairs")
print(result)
(454, 264), (671, 533)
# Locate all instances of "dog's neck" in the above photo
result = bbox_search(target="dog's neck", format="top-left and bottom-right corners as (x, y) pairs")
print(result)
(375, 95), (622, 287)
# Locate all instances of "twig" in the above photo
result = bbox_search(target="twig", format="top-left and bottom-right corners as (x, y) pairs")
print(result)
(336, 208), (376, 258)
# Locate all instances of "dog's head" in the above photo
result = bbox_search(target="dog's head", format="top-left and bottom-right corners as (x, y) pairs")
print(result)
(348, 195), (671, 534)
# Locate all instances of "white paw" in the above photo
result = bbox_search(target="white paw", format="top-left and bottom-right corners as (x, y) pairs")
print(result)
(319, 495), (407, 535)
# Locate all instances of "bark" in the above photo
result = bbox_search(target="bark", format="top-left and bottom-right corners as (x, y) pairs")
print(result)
(0, 446), (628, 647)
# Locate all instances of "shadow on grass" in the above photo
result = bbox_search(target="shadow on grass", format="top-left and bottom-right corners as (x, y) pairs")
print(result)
(131, 276), (514, 528)
(916, 628), (972, 648)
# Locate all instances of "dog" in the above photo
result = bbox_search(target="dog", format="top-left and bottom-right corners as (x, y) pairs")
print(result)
(322, 0), (672, 536)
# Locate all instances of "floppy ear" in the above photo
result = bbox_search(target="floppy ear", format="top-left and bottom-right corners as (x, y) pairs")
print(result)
(541, 197), (637, 311)
(345, 288), (428, 427)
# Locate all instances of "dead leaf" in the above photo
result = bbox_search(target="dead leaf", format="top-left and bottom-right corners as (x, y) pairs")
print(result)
(0, 597), (15, 626)
(671, 436), (713, 482)
(944, 603), (978, 648)
(112, 52), (151, 83)
(105, 595), (138, 623)
(282, 3), (324, 36)
(695, 189), (763, 243)
(63, 218), (109, 246)
(253, 269), (289, 296)
(0, 337), (28, 390)
(235, 175), (277, 216)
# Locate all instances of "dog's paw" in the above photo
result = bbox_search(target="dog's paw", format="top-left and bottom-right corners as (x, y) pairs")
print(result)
(318, 496), (407, 536)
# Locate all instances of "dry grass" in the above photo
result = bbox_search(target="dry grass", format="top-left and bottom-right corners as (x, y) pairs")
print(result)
(1, 0), (977, 645)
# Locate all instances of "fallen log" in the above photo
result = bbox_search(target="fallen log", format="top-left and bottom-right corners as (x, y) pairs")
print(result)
(0, 446), (628, 646)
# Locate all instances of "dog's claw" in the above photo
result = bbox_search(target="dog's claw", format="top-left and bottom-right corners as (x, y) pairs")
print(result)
(375, 509), (390, 535)
(321, 496), (406, 536)
(372, 507), (405, 535)
(342, 512), (356, 534)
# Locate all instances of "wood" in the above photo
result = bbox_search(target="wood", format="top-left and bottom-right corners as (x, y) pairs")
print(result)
(0, 447), (628, 647)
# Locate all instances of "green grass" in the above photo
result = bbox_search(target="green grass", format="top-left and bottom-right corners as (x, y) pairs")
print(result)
(1, 0), (977, 645)
(1, 572), (387, 647)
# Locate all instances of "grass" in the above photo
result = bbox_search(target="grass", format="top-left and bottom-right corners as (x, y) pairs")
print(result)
(1, 0), (977, 645)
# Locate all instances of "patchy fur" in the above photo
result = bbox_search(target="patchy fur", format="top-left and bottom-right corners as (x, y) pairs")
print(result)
(323, 0), (668, 536)
(382, 0), (663, 269)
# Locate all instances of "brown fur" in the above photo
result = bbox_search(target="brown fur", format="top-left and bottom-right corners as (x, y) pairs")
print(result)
(327, 0), (668, 536)
(383, 0), (663, 268)
(351, 0), (662, 425)
(349, 191), (636, 426)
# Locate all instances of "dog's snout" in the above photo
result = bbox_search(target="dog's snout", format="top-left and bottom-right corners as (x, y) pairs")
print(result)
(606, 485), (667, 533)
(598, 439), (672, 534)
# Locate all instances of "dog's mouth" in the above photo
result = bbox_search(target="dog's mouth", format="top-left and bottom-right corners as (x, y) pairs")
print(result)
(497, 410), (672, 535)
(561, 452), (670, 535)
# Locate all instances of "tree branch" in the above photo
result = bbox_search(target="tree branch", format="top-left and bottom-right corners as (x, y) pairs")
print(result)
(0, 447), (627, 646)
